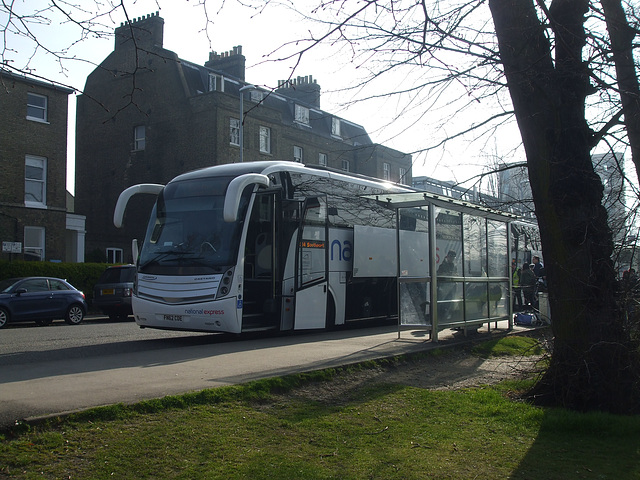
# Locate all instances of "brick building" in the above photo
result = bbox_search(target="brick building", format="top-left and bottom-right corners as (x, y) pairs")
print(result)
(75, 12), (412, 262)
(0, 70), (85, 262)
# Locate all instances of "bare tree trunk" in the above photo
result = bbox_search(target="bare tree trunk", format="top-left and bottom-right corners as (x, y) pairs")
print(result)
(490, 0), (639, 413)
(601, 0), (640, 185)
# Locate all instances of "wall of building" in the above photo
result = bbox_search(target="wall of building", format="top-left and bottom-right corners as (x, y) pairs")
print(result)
(75, 13), (413, 259)
(0, 72), (71, 261)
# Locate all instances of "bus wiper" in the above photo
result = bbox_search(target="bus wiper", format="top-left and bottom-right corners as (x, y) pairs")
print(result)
(139, 248), (197, 269)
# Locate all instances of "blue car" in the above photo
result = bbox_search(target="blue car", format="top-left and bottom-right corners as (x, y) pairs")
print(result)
(0, 277), (88, 328)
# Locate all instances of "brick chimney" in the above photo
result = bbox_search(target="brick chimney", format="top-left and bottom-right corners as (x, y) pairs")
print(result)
(276, 76), (321, 108)
(205, 46), (246, 81)
(115, 12), (164, 50)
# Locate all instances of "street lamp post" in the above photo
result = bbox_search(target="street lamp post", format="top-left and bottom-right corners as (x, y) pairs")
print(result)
(239, 84), (256, 163)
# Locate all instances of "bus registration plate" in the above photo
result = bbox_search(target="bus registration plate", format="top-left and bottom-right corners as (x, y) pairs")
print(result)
(164, 314), (183, 322)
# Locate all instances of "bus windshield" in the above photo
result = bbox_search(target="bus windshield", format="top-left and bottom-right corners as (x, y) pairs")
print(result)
(138, 176), (249, 274)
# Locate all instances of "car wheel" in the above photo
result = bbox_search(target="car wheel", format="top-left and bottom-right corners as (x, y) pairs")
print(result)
(35, 319), (53, 326)
(65, 304), (85, 325)
(0, 308), (8, 328)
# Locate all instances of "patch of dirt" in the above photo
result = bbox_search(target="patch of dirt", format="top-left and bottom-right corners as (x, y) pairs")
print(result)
(280, 333), (548, 405)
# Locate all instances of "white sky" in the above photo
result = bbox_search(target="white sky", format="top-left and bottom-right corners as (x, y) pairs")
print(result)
(2, 0), (530, 194)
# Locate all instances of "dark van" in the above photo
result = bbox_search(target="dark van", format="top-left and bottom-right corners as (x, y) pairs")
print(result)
(93, 265), (136, 320)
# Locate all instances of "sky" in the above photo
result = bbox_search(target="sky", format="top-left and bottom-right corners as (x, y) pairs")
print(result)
(1, 0), (535, 195)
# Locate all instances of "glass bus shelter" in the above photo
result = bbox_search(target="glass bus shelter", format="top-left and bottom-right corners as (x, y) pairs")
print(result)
(366, 191), (517, 342)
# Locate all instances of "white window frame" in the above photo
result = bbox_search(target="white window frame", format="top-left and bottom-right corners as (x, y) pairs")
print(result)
(259, 126), (271, 154)
(230, 118), (240, 146)
(294, 104), (310, 125)
(331, 117), (341, 137)
(341, 159), (350, 172)
(208, 73), (225, 92)
(383, 163), (391, 181)
(318, 153), (327, 167)
(134, 125), (146, 151)
(27, 92), (48, 122)
(24, 226), (45, 261)
(399, 167), (408, 185)
(293, 145), (303, 163)
(25, 155), (47, 207)
(107, 248), (123, 264)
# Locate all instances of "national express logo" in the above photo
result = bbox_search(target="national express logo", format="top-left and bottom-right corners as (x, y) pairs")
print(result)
(185, 308), (225, 316)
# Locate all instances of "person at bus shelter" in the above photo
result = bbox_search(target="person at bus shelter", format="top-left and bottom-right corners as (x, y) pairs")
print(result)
(512, 260), (523, 311)
(532, 255), (543, 278)
(520, 262), (538, 308)
(437, 250), (458, 320)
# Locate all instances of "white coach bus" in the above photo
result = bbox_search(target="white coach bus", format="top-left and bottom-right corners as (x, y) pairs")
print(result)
(113, 161), (413, 333)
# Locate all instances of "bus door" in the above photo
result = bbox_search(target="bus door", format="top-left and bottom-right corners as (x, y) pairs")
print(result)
(294, 196), (328, 329)
(242, 190), (280, 331)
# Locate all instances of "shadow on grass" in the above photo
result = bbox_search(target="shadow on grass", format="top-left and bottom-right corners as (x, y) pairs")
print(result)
(511, 408), (640, 479)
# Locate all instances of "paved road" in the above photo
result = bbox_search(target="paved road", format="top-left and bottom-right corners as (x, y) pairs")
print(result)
(0, 317), (515, 429)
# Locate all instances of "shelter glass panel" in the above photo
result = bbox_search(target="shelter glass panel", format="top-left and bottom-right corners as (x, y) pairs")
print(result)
(489, 281), (509, 318)
(435, 208), (462, 272)
(399, 279), (430, 326)
(398, 207), (430, 278)
(487, 220), (509, 277)
(465, 282), (488, 321)
(437, 280), (464, 323)
(463, 215), (486, 277)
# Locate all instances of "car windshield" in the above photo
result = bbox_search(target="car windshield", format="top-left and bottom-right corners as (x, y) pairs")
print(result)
(138, 176), (250, 275)
(0, 278), (19, 293)
(98, 267), (135, 283)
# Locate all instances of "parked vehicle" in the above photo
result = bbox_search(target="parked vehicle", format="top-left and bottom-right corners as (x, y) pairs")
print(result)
(0, 277), (88, 328)
(93, 265), (135, 320)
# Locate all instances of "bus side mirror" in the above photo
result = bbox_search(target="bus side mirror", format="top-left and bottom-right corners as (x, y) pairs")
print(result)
(132, 239), (139, 266)
(223, 174), (270, 222)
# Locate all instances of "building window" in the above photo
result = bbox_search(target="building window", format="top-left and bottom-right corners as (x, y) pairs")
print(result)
(208, 73), (224, 92)
(250, 90), (264, 103)
(293, 146), (303, 163)
(106, 248), (123, 264)
(259, 126), (271, 154)
(341, 160), (350, 172)
(27, 92), (48, 122)
(383, 163), (391, 181)
(25, 155), (46, 207)
(295, 104), (310, 125)
(332, 117), (341, 137)
(230, 118), (240, 146)
(399, 167), (408, 185)
(24, 226), (45, 261)
(319, 153), (327, 167)
(134, 125), (146, 151)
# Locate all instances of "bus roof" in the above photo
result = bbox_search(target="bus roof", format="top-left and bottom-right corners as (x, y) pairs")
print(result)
(170, 161), (413, 194)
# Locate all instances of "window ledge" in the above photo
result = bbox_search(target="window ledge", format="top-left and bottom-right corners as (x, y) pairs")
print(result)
(24, 202), (47, 209)
(26, 117), (50, 124)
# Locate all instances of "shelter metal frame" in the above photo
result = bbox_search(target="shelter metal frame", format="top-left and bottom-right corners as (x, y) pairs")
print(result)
(366, 191), (518, 342)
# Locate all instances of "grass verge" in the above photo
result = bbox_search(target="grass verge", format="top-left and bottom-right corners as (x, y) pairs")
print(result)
(1, 334), (638, 479)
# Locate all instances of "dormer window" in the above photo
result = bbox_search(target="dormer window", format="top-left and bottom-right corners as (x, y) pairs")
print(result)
(208, 74), (224, 92)
(331, 117), (341, 137)
(294, 104), (309, 125)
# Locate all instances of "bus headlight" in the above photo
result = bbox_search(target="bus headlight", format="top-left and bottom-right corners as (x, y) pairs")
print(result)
(216, 268), (234, 298)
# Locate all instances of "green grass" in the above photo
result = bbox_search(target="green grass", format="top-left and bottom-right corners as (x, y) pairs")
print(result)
(1, 335), (638, 479)
(471, 333), (545, 357)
